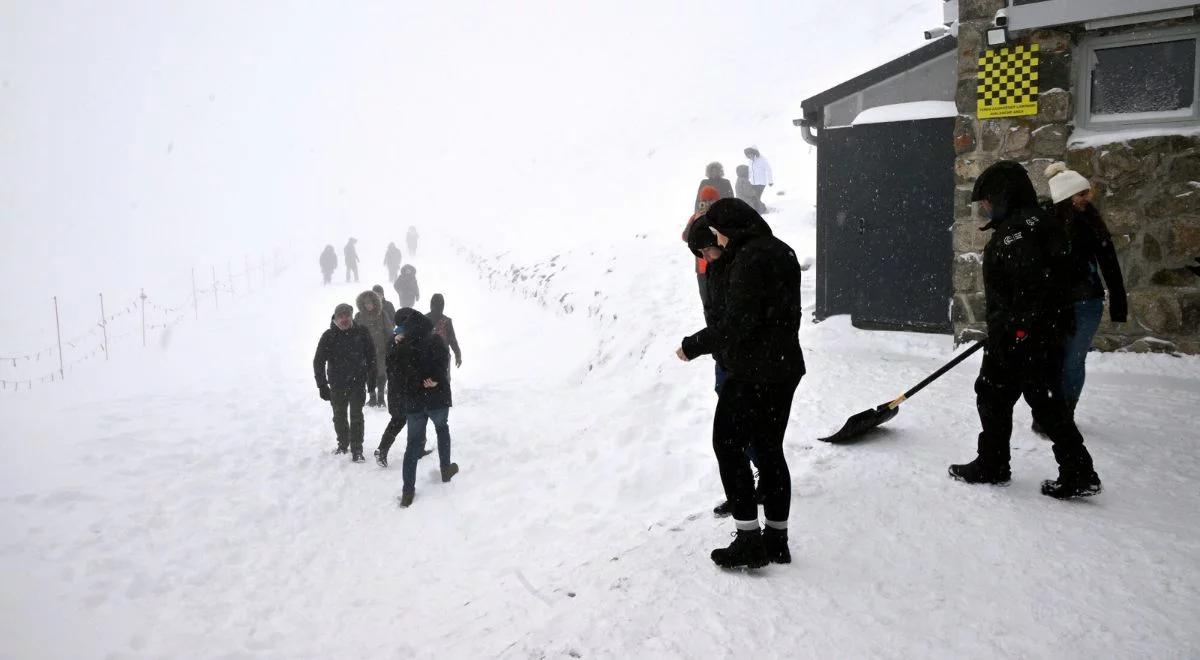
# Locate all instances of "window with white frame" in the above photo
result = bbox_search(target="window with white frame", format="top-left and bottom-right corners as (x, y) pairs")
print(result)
(1077, 26), (1199, 130)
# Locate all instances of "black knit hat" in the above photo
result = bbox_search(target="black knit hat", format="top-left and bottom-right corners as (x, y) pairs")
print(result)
(687, 217), (718, 256)
(333, 303), (353, 318)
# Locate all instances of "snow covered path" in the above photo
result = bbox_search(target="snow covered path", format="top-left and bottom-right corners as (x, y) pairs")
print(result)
(2, 224), (1199, 659)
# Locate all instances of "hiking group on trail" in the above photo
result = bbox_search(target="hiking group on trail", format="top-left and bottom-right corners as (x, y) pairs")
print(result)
(310, 151), (1125, 568)
(676, 155), (1119, 570)
(312, 229), (463, 508)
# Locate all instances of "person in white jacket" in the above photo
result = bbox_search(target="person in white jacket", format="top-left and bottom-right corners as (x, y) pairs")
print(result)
(743, 147), (773, 213)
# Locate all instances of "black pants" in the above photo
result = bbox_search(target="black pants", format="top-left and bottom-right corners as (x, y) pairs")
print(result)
(331, 385), (367, 452)
(975, 341), (1095, 476)
(373, 360), (387, 404)
(713, 377), (800, 523)
(379, 414), (407, 455)
(748, 184), (767, 213)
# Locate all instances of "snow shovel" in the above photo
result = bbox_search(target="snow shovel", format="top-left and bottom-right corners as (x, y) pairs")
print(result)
(818, 341), (985, 443)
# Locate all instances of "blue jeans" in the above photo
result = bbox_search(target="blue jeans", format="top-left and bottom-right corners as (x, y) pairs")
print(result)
(403, 407), (452, 490)
(1062, 299), (1104, 403)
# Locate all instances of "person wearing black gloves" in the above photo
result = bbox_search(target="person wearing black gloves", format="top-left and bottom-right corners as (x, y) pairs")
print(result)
(676, 198), (805, 569)
(1043, 162), (1127, 422)
(313, 303), (376, 462)
(391, 308), (459, 508)
(949, 161), (1101, 500)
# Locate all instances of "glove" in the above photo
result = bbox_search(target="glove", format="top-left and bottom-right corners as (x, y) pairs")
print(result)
(319, 386), (331, 401)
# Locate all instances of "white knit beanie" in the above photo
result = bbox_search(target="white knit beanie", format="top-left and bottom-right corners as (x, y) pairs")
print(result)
(1044, 162), (1091, 204)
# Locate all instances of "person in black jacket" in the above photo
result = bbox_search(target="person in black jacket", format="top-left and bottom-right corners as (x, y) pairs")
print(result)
(1043, 162), (1127, 419)
(694, 162), (735, 213)
(685, 216), (761, 518)
(950, 160), (1101, 500)
(428, 293), (462, 370)
(383, 243), (403, 282)
(677, 198), (805, 569)
(344, 238), (360, 283)
(394, 264), (420, 308)
(313, 303), (377, 461)
(392, 308), (458, 507)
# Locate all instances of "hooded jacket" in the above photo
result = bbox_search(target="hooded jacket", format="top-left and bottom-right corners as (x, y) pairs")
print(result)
(313, 314), (377, 392)
(972, 161), (1075, 346)
(734, 165), (754, 205)
(319, 246), (338, 273)
(685, 217), (729, 364)
(353, 290), (391, 358)
(427, 294), (461, 363)
(394, 264), (420, 307)
(344, 238), (359, 266)
(387, 309), (451, 413)
(383, 243), (403, 269)
(681, 198), (804, 383)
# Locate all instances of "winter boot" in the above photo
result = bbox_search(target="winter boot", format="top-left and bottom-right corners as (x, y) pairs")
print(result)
(332, 445), (349, 455)
(762, 527), (791, 564)
(351, 450), (365, 463)
(948, 457), (1011, 485)
(367, 392), (378, 407)
(398, 489), (414, 508)
(1041, 471), (1102, 500)
(713, 501), (732, 518)
(374, 448), (388, 468)
(711, 529), (768, 569)
(441, 463), (459, 483)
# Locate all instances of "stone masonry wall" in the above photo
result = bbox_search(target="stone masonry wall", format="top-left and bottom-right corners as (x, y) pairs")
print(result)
(951, 0), (1200, 354)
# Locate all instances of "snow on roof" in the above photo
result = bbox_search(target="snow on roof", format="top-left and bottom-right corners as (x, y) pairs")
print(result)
(851, 101), (958, 126)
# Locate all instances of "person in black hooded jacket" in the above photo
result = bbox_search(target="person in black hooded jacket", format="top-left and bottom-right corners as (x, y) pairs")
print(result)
(313, 303), (377, 461)
(694, 161), (735, 213)
(390, 308), (459, 507)
(949, 160), (1101, 500)
(677, 198), (804, 569)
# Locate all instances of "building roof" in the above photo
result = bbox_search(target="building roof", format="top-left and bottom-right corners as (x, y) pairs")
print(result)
(798, 36), (958, 123)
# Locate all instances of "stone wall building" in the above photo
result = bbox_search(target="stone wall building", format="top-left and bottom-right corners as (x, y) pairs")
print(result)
(950, 0), (1200, 353)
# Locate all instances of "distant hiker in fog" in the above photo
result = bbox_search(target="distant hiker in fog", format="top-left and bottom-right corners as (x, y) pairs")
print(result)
(682, 186), (721, 307)
(384, 242), (404, 282)
(407, 226), (419, 257)
(355, 290), (391, 408)
(313, 303), (376, 462)
(1033, 162), (1127, 434)
(743, 147), (773, 213)
(676, 198), (805, 570)
(394, 264), (420, 308)
(392, 308), (459, 508)
(694, 162), (734, 213)
(428, 293), (462, 372)
(344, 238), (361, 283)
(685, 214), (761, 518)
(373, 284), (397, 330)
(319, 245), (338, 285)
(734, 165), (754, 207)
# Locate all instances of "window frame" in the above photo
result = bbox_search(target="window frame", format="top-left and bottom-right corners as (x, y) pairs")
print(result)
(1075, 24), (1200, 131)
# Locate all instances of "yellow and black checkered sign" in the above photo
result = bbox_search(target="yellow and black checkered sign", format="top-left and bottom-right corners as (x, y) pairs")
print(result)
(977, 43), (1040, 119)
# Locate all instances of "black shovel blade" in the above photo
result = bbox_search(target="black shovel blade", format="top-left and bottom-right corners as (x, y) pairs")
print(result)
(818, 403), (900, 443)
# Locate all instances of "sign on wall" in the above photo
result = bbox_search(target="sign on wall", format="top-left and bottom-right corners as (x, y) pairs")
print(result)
(977, 43), (1040, 119)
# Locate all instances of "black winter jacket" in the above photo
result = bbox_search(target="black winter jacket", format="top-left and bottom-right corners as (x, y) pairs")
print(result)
(981, 206), (1075, 348)
(1062, 204), (1127, 321)
(313, 320), (377, 392)
(386, 310), (451, 413)
(682, 199), (805, 383)
(694, 177), (735, 212)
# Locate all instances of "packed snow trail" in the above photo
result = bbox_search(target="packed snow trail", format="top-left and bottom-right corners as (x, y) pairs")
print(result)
(2, 213), (1200, 658)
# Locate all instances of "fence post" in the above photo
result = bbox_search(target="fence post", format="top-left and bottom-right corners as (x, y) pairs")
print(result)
(140, 288), (147, 347)
(192, 268), (199, 320)
(99, 293), (109, 360)
(212, 266), (219, 309)
(53, 296), (64, 380)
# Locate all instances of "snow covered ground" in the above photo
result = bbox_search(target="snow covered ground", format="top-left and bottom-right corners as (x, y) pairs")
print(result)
(2, 195), (1199, 659)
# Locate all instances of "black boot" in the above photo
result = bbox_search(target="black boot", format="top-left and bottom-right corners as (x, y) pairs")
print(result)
(441, 463), (459, 483)
(332, 445), (349, 455)
(710, 529), (768, 569)
(351, 450), (365, 463)
(398, 489), (414, 508)
(948, 457), (1011, 485)
(762, 527), (791, 564)
(1041, 470), (1101, 500)
(374, 448), (388, 468)
(713, 501), (732, 518)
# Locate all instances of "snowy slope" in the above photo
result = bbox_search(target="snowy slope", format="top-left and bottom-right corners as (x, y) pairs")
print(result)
(3, 193), (1199, 659)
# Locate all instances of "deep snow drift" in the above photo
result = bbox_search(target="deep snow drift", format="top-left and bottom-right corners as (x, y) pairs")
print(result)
(2, 196), (1199, 659)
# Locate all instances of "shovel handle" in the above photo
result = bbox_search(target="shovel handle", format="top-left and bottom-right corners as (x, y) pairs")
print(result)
(895, 341), (985, 404)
